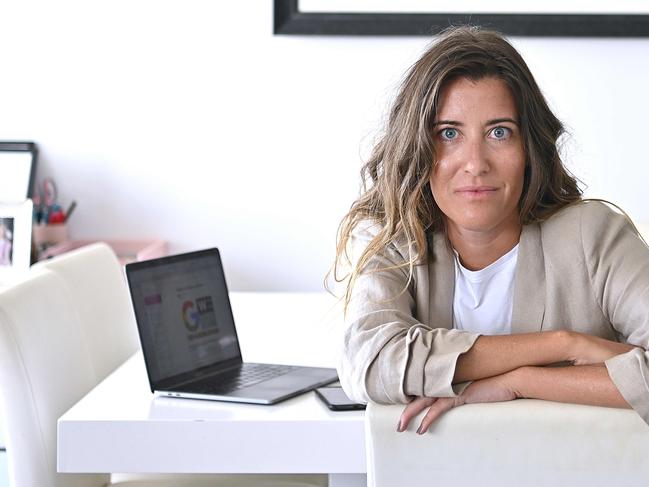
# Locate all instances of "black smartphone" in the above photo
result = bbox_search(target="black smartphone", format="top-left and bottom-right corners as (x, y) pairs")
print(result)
(315, 386), (366, 411)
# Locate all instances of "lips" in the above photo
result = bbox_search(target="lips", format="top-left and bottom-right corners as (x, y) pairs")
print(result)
(455, 186), (499, 195)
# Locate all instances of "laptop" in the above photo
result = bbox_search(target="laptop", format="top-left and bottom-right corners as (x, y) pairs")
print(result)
(125, 248), (338, 405)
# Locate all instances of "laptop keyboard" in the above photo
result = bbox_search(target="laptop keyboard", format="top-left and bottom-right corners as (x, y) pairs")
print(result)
(190, 363), (297, 395)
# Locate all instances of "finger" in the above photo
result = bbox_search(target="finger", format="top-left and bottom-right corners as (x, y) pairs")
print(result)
(417, 397), (455, 434)
(398, 397), (435, 432)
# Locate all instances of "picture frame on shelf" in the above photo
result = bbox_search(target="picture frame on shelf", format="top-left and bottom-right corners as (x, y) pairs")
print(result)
(0, 200), (33, 283)
(0, 142), (38, 204)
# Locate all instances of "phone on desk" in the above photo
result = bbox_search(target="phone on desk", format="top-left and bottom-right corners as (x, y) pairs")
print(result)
(315, 386), (366, 411)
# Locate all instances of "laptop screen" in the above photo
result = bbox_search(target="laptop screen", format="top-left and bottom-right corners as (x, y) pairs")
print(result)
(126, 249), (241, 385)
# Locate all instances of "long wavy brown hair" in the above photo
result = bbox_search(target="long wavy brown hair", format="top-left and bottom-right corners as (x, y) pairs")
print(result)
(330, 26), (582, 308)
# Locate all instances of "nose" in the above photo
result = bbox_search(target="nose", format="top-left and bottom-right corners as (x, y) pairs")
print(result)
(461, 138), (490, 176)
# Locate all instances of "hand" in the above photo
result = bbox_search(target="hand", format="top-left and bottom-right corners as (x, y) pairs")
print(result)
(398, 371), (520, 435)
(567, 331), (642, 366)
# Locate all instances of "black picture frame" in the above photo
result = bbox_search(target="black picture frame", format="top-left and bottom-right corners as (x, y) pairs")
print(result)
(274, 0), (649, 37)
(0, 141), (38, 202)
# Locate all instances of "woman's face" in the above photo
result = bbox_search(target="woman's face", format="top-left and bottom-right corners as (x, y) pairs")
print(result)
(429, 76), (525, 239)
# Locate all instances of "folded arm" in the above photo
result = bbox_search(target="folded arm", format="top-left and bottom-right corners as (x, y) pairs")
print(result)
(453, 331), (569, 383)
(400, 363), (631, 434)
(512, 364), (630, 409)
(453, 330), (640, 383)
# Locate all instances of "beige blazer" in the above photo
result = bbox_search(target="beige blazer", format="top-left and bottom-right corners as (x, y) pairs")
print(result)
(339, 201), (649, 425)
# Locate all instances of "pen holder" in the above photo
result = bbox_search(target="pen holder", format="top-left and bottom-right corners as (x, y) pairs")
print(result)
(32, 223), (69, 249)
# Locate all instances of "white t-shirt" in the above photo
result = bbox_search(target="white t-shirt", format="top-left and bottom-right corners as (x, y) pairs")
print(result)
(452, 244), (519, 336)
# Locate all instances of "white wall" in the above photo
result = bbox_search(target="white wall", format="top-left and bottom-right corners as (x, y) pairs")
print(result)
(1, 1), (648, 291)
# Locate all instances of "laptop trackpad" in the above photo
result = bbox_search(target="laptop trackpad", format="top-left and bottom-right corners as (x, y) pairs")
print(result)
(228, 368), (337, 403)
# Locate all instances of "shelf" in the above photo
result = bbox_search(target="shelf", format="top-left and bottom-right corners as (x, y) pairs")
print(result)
(38, 239), (167, 265)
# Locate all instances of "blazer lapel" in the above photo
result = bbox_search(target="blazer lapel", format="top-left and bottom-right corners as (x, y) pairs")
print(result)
(428, 232), (455, 330)
(511, 223), (546, 333)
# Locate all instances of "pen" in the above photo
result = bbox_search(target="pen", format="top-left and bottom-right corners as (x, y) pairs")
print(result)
(64, 201), (77, 223)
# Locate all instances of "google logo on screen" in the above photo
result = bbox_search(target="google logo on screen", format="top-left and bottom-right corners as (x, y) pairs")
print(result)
(182, 300), (200, 332)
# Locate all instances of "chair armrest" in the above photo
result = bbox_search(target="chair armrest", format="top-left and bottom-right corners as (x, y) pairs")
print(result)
(366, 400), (649, 486)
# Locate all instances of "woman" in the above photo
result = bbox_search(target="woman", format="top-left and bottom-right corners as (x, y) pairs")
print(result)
(333, 26), (649, 433)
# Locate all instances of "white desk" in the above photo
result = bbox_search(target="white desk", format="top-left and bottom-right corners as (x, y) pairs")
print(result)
(57, 292), (367, 487)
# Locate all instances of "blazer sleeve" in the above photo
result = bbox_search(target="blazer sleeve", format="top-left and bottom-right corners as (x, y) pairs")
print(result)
(338, 221), (479, 404)
(580, 203), (649, 423)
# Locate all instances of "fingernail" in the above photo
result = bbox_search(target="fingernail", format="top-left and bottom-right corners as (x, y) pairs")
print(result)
(396, 420), (403, 432)
(416, 427), (423, 435)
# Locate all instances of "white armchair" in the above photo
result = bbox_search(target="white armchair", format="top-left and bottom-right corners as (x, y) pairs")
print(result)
(366, 400), (649, 486)
(0, 244), (325, 487)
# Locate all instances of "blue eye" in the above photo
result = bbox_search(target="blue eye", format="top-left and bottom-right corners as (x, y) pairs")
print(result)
(490, 126), (510, 139)
(440, 128), (458, 140)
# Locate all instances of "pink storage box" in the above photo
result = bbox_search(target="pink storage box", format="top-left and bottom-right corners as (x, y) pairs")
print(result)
(38, 239), (167, 265)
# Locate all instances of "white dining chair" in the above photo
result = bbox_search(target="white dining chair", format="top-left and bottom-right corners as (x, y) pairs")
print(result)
(0, 268), (112, 487)
(365, 400), (649, 487)
(0, 245), (326, 487)
(32, 243), (140, 383)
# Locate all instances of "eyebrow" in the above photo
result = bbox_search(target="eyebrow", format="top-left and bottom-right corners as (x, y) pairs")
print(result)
(432, 117), (519, 126)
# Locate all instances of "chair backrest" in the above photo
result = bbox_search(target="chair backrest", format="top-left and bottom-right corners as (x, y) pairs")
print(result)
(33, 243), (140, 382)
(366, 400), (649, 487)
(0, 268), (109, 487)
